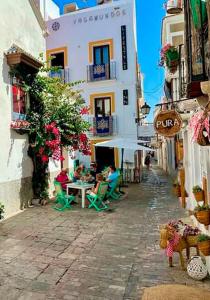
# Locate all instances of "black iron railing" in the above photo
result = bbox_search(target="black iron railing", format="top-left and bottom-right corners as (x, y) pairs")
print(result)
(88, 116), (118, 137)
(87, 62), (116, 82)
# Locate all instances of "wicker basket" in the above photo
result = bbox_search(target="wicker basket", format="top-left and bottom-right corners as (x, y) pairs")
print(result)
(172, 185), (181, 197)
(195, 211), (210, 226)
(186, 235), (198, 247)
(198, 240), (210, 256)
(187, 256), (208, 280)
(193, 191), (204, 202)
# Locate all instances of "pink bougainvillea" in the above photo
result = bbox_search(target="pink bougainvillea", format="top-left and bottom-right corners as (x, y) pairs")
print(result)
(80, 106), (90, 115)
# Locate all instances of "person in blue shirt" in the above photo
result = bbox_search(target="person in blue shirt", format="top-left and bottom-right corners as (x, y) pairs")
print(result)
(107, 165), (119, 189)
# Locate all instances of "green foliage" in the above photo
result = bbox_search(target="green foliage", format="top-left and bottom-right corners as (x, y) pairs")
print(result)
(193, 185), (203, 193)
(198, 234), (210, 242)
(194, 204), (210, 211)
(11, 58), (91, 199)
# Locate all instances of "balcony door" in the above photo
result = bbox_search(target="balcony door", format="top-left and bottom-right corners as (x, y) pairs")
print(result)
(93, 45), (110, 65)
(93, 45), (110, 79)
(51, 52), (65, 68)
(95, 97), (111, 117)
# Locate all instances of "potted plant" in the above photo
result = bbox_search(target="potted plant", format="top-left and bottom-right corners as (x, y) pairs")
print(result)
(194, 204), (210, 226)
(198, 234), (210, 256)
(172, 179), (181, 197)
(0, 203), (5, 220)
(159, 44), (179, 73)
(193, 185), (204, 201)
(183, 225), (200, 246)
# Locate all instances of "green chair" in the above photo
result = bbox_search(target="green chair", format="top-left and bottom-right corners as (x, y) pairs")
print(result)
(53, 180), (75, 211)
(86, 182), (109, 212)
(106, 176), (121, 200)
(69, 171), (74, 181)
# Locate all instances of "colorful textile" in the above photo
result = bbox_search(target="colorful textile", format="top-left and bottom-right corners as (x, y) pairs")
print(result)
(165, 231), (181, 258)
(56, 173), (69, 190)
(189, 112), (210, 142)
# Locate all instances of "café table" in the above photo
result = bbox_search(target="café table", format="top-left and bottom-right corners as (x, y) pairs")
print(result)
(66, 182), (94, 208)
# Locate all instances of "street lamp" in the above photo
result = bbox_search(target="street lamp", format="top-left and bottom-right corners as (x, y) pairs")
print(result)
(140, 102), (151, 116)
(135, 102), (151, 123)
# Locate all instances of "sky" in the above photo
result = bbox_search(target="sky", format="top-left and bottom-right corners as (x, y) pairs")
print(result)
(52, 0), (165, 120)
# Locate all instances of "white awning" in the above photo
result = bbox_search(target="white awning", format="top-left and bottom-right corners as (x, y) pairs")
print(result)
(95, 138), (156, 152)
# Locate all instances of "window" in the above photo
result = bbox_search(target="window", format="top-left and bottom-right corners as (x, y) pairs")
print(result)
(51, 52), (65, 68)
(93, 45), (110, 65)
(95, 97), (111, 117)
(12, 86), (27, 120)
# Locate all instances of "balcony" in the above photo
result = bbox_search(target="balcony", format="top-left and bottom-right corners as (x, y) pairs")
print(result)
(48, 68), (70, 83)
(87, 62), (116, 82)
(184, 0), (209, 98)
(88, 115), (117, 137)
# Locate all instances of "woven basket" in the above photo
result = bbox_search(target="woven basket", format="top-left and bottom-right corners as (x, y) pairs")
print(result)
(186, 235), (198, 247)
(193, 191), (204, 202)
(187, 256), (208, 280)
(195, 210), (210, 226)
(198, 240), (210, 256)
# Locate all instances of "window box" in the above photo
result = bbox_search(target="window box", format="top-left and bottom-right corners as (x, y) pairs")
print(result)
(10, 120), (30, 135)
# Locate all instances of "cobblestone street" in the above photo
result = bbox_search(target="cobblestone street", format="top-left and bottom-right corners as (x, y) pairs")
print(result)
(0, 167), (210, 300)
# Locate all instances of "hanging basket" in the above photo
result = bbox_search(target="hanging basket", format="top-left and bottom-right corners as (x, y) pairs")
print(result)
(198, 240), (210, 256)
(187, 256), (208, 280)
(195, 210), (210, 226)
(166, 0), (182, 14)
(193, 191), (204, 202)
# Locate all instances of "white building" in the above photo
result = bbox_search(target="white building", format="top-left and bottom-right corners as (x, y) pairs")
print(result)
(0, 0), (46, 218)
(46, 0), (140, 170)
(157, 11), (185, 175)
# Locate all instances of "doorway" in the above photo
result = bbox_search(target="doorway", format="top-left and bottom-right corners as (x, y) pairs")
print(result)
(95, 146), (115, 172)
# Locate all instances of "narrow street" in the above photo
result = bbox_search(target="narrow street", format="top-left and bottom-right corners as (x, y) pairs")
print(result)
(0, 167), (210, 300)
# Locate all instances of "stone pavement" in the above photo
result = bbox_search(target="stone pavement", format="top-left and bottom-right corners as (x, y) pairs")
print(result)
(0, 167), (210, 300)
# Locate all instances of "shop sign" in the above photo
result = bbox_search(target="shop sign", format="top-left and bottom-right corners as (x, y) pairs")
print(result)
(73, 9), (126, 25)
(154, 110), (182, 137)
(121, 25), (128, 70)
(123, 89), (128, 105)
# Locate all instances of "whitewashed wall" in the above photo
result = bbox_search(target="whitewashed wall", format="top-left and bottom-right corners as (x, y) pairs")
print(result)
(0, 0), (46, 218)
(46, 0), (138, 167)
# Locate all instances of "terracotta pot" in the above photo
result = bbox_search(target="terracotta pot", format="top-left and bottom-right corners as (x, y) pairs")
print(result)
(198, 240), (210, 256)
(195, 210), (210, 226)
(193, 191), (204, 201)
(172, 185), (181, 197)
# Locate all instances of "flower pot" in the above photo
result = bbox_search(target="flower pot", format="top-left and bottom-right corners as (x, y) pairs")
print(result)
(172, 185), (181, 197)
(186, 235), (198, 247)
(166, 0), (182, 14)
(195, 210), (210, 226)
(193, 191), (204, 201)
(198, 240), (210, 256)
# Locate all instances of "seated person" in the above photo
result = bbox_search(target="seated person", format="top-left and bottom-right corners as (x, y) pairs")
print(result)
(79, 163), (87, 176)
(56, 169), (70, 190)
(73, 167), (82, 182)
(90, 162), (97, 182)
(82, 172), (94, 183)
(107, 165), (119, 189)
(87, 173), (104, 196)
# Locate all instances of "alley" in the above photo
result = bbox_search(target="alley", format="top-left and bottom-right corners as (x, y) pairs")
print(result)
(0, 168), (210, 300)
